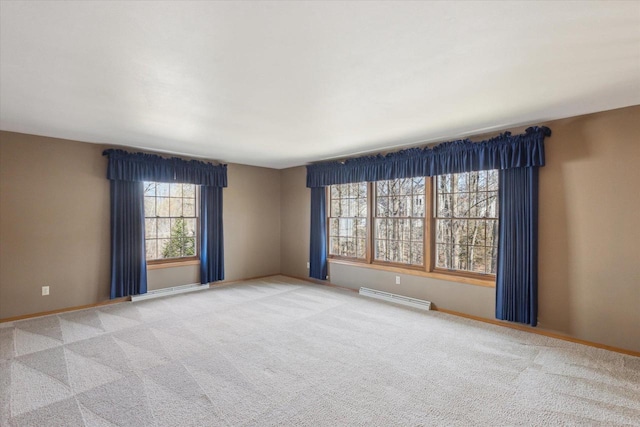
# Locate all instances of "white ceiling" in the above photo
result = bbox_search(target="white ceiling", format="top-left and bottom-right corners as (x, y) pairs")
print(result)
(1, 1), (639, 169)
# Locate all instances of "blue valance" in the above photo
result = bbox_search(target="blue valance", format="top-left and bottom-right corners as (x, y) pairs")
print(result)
(103, 149), (227, 187)
(306, 126), (550, 187)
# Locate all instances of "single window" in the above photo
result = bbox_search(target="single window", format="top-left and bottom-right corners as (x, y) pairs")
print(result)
(434, 171), (499, 274)
(144, 182), (198, 262)
(327, 182), (368, 259)
(374, 178), (426, 266)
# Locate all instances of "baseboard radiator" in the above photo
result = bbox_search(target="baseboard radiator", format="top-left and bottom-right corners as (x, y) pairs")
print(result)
(131, 283), (209, 302)
(359, 287), (431, 311)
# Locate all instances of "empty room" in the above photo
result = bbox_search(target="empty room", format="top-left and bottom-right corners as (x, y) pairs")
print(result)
(1, 1), (639, 426)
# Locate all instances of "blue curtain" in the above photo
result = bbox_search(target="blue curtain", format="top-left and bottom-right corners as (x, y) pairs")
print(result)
(307, 127), (548, 187)
(306, 126), (551, 325)
(200, 186), (225, 284)
(109, 180), (147, 298)
(496, 167), (539, 326)
(103, 149), (227, 298)
(309, 187), (327, 280)
(103, 149), (227, 186)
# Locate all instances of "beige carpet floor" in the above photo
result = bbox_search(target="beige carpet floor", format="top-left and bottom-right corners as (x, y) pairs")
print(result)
(0, 275), (638, 426)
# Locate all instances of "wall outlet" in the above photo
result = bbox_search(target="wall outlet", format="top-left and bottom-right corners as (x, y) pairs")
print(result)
(306, 262), (310, 269)
(395, 276), (401, 285)
(42, 286), (50, 296)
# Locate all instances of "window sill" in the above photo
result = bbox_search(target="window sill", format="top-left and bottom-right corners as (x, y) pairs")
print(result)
(147, 259), (201, 270)
(328, 258), (496, 288)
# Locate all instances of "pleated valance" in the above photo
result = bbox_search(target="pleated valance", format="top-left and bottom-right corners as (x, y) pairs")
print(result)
(306, 126), (550, 187)
(103, 149), (227, 187)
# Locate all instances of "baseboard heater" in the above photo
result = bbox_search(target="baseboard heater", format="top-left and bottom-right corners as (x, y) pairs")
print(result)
(131, 283), (209, 302)
(359, 287), (431, 311)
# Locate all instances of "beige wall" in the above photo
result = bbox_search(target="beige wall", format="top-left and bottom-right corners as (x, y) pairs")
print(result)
(224, 163), (281, 281)
(280, 166), (310, 278)
(279, 106), (640, 352)
(537, 106), (640, 351)
(0, 133), (111, 318)
(2, 106), (639, 351)
(0, 132), (281, 318)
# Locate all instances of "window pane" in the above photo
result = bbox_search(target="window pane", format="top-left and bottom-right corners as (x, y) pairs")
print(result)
(170, 183), (183, 197)
(348, 198), (357, 218)
(477, 171), (487, 192)
(331, 200), (341, 217)
(486, 192), (498, 217)
(377, 181), (388, 197)
(398, 179), (411, 196)
(144, 182), (157, 196)
(145, 240), (157, 260)
(355, 182), (367, 198)
(486, 220), (498, 248)
(331, 185), (340, 199)
(399, 219), (411, 241)
(487, 246), (499, 274)
(340, 199), (350, 217)
(329, 218), (339, 237)
(468, 246), (485, 273)
(144, 196), (156, 217)
(436, 219), (452, 244)
(487, 170), (499, 191)
(158, 238), (171, 258)
(467, 220), (485, 246)
(412, 195), (425, 216)
(436, 244), (450, 269)
(377, 197), (389, 217)
(183, 218), (196, 237)
(454, 173), (468, 192)
(157, 218), (171, 238)
(413, 177), (425, 194)
(375, 218), (387, 239)
(470, 193), (486, 218)
(330, 237), (339, 255)
(388, 240), (401, 263)
(437, 194), (453, 218)
(452, 219), (468, 246)
(454, 193), (469, 217)
(375, 240), (387, 261)
(438, 175), (452, 193)
(157, 197), (170, 217)
(339, 218), (354, 237)
(410, 242), (423, 265)
(390, 197), (401, 217)
(357, 198), (368, 217)
(157, 183), (170, 197)
(356, 239), (366, 259)
(183, 184), (195, 198)
(453, 245), (467, 270)
(355, 218), (367, 238)
(170, 198), (182, 217)
(184, 238), (196, 256)
(145, 218), (157, 239)
(183, 199), (196, 217)
(411, 219), (424, 241)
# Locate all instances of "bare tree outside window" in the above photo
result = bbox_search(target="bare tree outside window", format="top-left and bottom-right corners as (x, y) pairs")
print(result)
(374, 178), (425, 266)
(435, 171), (499, 274)
(328, 182), (368, 259)
(144, 182), (198, 261)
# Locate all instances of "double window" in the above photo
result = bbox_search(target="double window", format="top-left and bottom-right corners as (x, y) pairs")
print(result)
(327, 171), (499, 279)
(143, 182), (199, 263)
